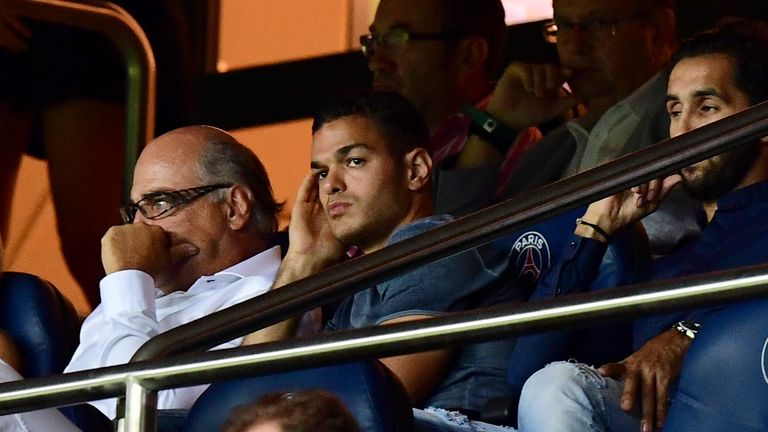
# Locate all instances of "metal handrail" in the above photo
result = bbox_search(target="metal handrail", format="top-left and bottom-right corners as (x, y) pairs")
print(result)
(133, 99), (768, 363)
(0, 264), (767, 430)
(7, 0), (156, 199)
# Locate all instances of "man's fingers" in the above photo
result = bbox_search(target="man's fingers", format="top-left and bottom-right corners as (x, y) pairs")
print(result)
(645, 178), (663, 202)
(660, 174), (682, 200)
(531, 66), (548, 96)
(619, 371), (638, 412)
(641, 374), (656, 432)
(655, 375), (670, 429)
(513, 64), (535, 93)
(597, 362), (625, 378)
(169, 242), (199, 263)
(296, 171), (317, 204)
(553, 91), (581, 113)
(544, 64), (562, 91)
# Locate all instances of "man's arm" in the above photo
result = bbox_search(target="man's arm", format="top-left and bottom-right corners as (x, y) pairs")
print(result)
(598, 328), (692, 432)
(452, 63), (581, 171)
(378, 315), (455, 406)
(67, 222), (198, 369)
(243, 172), (345, 345)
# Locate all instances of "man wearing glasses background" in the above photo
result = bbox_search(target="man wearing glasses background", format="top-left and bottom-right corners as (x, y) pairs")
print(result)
(362, 0), (543, 216)
(492, 0), (702, 255)
(63, 125), (284, 420)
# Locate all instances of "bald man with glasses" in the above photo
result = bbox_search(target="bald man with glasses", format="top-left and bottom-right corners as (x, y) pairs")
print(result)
(63, 125), (284, 420)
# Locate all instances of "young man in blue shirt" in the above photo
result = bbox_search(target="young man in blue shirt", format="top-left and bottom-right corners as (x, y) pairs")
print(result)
(245, 92), (520, 416)
(517, 19), (768, 432)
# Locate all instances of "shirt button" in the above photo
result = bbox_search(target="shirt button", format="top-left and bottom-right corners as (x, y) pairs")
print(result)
(555, 288), (561, 295)
(569, 241), (577, 248)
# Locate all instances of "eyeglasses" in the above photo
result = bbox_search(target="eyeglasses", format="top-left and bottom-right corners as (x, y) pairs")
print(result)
(360, 28), (462, 58)
(542, 12), (647, 44)
(120, 184), (232, 224)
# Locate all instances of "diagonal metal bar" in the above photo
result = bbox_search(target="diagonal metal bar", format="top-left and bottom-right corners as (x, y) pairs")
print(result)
(133, 99), (768, 362)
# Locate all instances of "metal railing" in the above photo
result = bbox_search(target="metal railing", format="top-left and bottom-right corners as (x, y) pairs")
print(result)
(0, 53), (767, 429)
(7, 0), (156, 199)
(0, 265), (767, 432)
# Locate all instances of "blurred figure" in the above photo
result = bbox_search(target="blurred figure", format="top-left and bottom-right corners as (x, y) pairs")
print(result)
(364, 0), (542, 215)
(0, 1), (195, 307)
(220, 390), (361, 432)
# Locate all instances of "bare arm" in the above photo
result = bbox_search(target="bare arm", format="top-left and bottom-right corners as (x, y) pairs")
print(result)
(378, 315), (455, 406)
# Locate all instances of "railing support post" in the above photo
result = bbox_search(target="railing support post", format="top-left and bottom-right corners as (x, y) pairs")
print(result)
(6, 0), (156, 201)
(121, 376), (156, 432)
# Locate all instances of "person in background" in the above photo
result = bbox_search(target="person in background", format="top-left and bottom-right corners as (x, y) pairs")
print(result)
(220, 390), (361, 432)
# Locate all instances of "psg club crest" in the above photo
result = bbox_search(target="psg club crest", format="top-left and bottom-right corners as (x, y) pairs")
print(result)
(762, 336), (768, 385)
(512, 231), (551, 287)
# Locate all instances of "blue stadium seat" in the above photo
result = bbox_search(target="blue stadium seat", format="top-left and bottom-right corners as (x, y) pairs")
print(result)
(664, 298), (768, 432)
(183, 360), (413, 432)
(0, 271), (81, 377)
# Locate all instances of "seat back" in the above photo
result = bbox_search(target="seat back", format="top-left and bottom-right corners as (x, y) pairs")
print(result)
(664, 298), (768, 432)
(0, 272), (81, 377)
(183, 360), (413, 432)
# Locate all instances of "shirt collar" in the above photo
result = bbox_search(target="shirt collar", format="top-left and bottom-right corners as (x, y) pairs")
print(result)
(187, 245), (282, 293)
(716, 179), (768, 212)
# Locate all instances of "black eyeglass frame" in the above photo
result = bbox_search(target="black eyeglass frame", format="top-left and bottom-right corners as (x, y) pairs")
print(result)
(120, 183), (233, 224)
(359, 28), (464, 58)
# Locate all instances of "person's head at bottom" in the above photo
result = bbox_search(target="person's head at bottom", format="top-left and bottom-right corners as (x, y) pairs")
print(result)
(220, 390), (361, 432)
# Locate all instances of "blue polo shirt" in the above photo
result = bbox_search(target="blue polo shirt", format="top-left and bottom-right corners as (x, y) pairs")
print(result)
(325, 215), (523, 412)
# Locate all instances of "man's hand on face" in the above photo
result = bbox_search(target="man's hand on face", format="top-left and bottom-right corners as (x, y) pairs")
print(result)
(284, 172), (346, 272)
(579, 175), (681, 240)
(101, 223), (199, 279)
(597, 328), (692, 432)
(486, 63), (581, 130)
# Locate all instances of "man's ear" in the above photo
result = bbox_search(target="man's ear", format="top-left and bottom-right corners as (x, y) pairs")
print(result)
(224, 185), (253, 231)
(456, 36), (489, 81)
(404, 148), (432, 192)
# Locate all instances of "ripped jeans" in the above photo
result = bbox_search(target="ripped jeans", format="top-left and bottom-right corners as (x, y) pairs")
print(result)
(517, 361), (641, 432)
(413, 407), (516, 432)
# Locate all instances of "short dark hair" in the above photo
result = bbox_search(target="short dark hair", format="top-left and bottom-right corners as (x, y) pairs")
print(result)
(669, 19), (768, 105)
(311, 91), (431, 159)
(198, 139), (284, 233)
(438, 0), (507, 76)
(220, 390), (361, 432)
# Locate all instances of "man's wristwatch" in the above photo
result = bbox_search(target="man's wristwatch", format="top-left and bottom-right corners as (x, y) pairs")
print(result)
(672, 320), (702, 339)
(461, 104), (520, 154)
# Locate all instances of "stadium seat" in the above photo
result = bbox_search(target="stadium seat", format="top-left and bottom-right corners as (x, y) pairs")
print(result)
(664, 298), (768, 432)
(0, 271), (81, 377)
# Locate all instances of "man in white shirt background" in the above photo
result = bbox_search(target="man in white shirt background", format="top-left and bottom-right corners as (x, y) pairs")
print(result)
(62, 125), (284, 419)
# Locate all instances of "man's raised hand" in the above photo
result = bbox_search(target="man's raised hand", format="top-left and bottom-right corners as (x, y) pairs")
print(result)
(284, 171), (345, 270)
(101, 223), (197, 278)
(486, 62), (581, 130)
(580, 175), (682, 240)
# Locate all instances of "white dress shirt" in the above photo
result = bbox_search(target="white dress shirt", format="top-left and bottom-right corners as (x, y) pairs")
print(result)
(64, 246), (281, 419)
